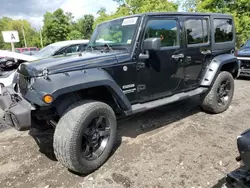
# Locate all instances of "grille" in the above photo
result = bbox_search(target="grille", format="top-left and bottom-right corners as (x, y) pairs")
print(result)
(18, 74), (29, 94)
(241, 60), (250, 69)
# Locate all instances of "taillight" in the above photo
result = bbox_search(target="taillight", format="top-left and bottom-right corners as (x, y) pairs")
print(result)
(234, 50), (238, 56)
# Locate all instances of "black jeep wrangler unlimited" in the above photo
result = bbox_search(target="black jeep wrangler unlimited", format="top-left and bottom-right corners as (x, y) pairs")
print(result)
(0, 12), (240, 174)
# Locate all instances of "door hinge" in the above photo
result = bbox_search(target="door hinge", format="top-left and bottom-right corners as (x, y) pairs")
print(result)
(137, 85), (146, 92)
(136, 62), (145, 71)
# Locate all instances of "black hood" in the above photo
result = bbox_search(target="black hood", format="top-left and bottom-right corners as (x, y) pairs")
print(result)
(237, 47), (250, 57)
(18, 51), (130, 77)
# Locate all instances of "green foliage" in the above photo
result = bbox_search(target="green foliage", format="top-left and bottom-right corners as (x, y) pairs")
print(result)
(42, 9), (94, 44)
(42, 9), (70, 45)
(0, 9), (95, 50)
(94, 0), (178, 28)
(192, 0), (250, 47)
(0, 17), (41, 50)
(76, 14), (94, 39)
(67, 30), (82, 40)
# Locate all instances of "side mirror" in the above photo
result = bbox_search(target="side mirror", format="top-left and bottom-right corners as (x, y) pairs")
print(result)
(143, 38), (161, 51)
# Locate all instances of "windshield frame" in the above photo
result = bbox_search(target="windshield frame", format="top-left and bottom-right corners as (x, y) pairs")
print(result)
(88, 16), (142, 52)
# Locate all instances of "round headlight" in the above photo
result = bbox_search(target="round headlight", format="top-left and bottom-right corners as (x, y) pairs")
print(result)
(6, 61), (13, 66)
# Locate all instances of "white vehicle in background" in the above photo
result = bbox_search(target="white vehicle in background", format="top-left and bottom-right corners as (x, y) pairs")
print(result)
(0, 40), (89, 87)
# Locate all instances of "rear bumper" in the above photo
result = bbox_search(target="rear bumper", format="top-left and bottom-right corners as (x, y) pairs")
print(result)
(0, 86), (31, 131)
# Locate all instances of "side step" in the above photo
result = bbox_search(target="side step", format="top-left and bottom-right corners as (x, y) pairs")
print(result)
(125, 87), (208, 115)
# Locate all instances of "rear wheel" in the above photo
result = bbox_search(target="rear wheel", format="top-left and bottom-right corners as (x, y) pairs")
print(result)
(53, 101), (116, 174)
(201, 71), (234, 114)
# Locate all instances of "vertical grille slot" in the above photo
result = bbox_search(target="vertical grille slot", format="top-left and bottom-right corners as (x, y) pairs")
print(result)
(18, 74), (29, 94)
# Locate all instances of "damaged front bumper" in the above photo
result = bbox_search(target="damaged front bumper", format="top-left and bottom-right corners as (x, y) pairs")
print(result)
(0, 86), (32, 131)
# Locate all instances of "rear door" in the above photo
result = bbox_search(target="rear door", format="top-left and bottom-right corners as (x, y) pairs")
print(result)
(184, 16), (211, 88)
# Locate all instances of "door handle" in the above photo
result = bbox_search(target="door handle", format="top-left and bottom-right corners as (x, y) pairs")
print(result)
(201, 49), (211, 55)
(172, 53), (184, 60)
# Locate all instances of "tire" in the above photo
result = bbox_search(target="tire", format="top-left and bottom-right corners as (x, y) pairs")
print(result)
(201, 71), (234, 114)
(53, 101), (117, 174)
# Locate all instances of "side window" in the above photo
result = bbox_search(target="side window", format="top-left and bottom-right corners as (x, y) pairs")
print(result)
(214, 19), (233, 43)
(185, 19), (208, 45)
(144, 19), (178, 47)
(78, 44), (87, 51)
(56, 45), (80, 55)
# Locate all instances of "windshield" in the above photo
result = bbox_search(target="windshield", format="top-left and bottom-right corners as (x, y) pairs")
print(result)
(88, 16), (140, 48)
(245, 40), (250, 48)
(33, 45), (61, 59)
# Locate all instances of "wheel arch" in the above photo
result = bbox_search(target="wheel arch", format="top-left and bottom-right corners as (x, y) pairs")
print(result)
(201, 54), (240, 87)
(26, 68), (131, 113)
(53, 85), (128, 117)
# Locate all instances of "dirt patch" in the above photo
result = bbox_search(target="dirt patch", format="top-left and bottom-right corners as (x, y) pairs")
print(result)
(0, 79), (249, 188)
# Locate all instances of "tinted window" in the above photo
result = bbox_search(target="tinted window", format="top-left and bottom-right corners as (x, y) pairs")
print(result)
(185, 19), (208, 45)
(79, 44), (87, 51)
(66, 45), (79, 53)
(245, 40), (250, 48)
(214, 19), (233, 43)
(56, 45), (80, 55)
(22, 51), (31, 55)
(144, 19), (178, 47)
(30, 48), (37, 51)
(33, 45), (60, 58)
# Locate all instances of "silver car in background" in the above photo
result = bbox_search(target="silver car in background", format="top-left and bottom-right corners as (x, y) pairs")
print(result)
(0, 40), (89, 87)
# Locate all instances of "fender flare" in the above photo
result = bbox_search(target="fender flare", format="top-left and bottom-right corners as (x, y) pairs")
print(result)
(200, 54), (240, 86)
(24, 68), (131, 110)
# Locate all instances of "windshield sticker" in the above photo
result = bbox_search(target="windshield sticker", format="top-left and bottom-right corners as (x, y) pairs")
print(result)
(127, 39), (132, 44)
(122, 17), (138, 26)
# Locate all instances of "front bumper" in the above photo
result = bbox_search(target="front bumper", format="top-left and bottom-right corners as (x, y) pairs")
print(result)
(237, 57), (250, 76)
(0, 86), (31, 131)
(240, 68), (250, 76)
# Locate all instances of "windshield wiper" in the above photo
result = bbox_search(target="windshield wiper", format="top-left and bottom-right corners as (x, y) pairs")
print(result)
(102, 44), (113, 52)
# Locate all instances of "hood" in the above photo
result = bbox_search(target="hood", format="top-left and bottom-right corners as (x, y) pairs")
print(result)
(237, 47), (250, 57)
(18, 51), (130, 77)
(0, 50), (38, 62)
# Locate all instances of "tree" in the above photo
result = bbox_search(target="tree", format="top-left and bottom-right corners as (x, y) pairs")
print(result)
(42, 8), (70, 45)
(67, 30), (82, 40)
(0, 17), (40, 50)
(94, 0), (178, 29)
(76, 14), (94, 39)
(179, 0), (199, 12)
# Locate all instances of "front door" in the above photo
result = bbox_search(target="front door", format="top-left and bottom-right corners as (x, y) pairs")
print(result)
(137, 16), (185, 102)
(183, 17), (211, 88)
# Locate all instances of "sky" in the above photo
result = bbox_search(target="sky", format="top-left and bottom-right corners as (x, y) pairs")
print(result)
(0, 0), (119, 29)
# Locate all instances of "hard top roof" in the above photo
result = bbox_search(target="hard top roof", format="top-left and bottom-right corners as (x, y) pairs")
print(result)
(99, 12), (233, 24)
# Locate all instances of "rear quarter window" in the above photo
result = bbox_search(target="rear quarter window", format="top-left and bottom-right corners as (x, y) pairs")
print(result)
(214, 19), (233, 43)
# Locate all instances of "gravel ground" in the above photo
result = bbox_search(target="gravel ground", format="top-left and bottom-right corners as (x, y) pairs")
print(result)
(0, 79), (249, 188)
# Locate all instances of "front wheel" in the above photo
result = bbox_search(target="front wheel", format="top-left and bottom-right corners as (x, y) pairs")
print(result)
(53, 101), (117, 174)
(201, 71), (234, 114)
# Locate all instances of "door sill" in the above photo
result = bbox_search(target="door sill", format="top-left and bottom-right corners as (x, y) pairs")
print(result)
(125, 87), (207, 115)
